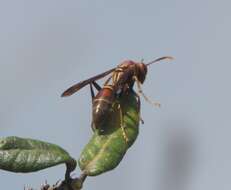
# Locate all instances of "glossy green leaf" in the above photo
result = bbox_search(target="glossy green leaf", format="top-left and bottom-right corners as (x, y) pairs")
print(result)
(78, 90), (140, 176)
(0, 136), (76, 173)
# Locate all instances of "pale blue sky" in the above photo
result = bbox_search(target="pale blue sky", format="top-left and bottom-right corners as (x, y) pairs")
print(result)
(0, 1), (231, 190)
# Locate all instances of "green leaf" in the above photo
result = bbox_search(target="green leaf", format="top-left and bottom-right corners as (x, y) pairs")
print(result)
(0, 136), (76, 173)
(78, 90), (140, 176)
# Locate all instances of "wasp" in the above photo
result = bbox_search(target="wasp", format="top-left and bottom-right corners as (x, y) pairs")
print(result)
(61, 56), (173, 141)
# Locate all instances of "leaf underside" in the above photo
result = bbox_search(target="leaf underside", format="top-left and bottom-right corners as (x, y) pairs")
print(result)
(0, 136), (76, 173)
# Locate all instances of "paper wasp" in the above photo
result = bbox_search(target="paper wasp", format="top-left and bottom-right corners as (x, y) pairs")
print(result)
(61, 56), (173, 141)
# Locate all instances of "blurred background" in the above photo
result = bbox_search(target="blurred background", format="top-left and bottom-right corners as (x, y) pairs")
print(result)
(0, 1), (230, 189)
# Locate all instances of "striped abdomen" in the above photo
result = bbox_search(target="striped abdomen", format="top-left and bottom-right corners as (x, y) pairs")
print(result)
(92, 85), (115, 132)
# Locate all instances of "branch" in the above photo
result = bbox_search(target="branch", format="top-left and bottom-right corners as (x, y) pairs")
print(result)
(40, 173), (87, 190)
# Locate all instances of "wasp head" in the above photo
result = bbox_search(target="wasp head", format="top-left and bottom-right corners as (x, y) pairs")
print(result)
(136, 63), (148, 84)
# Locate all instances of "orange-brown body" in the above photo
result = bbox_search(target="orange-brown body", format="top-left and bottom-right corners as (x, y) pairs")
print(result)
(92, 85), (116, 131)
(62, 56), (172, 133)
(92, 60), (147, 132)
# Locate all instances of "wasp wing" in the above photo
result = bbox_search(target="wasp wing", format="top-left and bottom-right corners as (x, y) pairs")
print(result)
(61, 68), (115, 97)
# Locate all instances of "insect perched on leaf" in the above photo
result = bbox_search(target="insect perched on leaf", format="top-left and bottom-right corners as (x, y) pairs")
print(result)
(62, 56), (173, 179)
(78, 89), (141, 176)
(61, 56), (173, 140)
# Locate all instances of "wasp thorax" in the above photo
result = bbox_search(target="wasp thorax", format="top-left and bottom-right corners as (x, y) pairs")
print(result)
(136, 63), (147, 84)
(119, 60), (136, 68)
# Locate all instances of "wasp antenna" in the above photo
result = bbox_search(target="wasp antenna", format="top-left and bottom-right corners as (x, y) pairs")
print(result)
(146, 56), (174, 66)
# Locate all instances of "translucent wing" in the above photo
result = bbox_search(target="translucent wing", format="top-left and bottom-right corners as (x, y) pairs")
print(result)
(61, 68), (115, 97)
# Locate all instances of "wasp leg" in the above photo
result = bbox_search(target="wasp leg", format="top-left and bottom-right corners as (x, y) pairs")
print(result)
(104, 76), (112, 85)
(92, 81), (102, 91)
(90, 83), (95, 103)
(133, 90), (144, 124)
(118, 104), (129, 144)
(90, 84), (97, 132)
(139, 115), (144, 124)
(133, 76), (161, 108)
(90, 81), (103, 100)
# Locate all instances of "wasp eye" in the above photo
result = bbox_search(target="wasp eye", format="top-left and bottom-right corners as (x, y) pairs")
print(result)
(137, 63), (147, 83)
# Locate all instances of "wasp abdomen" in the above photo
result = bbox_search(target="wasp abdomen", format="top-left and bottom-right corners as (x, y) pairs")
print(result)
(92, 85), (115, 131)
